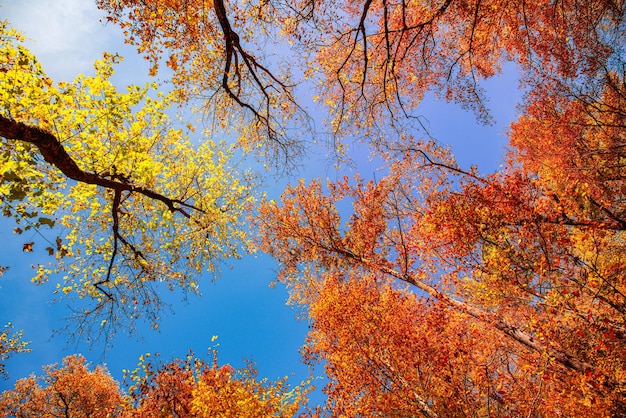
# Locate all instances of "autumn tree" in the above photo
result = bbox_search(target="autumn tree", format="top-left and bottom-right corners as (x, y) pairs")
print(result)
(0, 354), (127, 417)
(124, 351), (308, 417)
(98, 0), (624, 150)
(281, 0), (625, 140)
(0, 352), (308, 417)
(98, 0), (308, 163)
(256, 139), (626, 415)
(0, 21), (254, 342)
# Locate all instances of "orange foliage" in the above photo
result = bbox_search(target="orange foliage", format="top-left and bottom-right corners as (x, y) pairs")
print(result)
(97, 0), (305, 159)
(281, 0), (621, 140)
(0, 355), (126, 417)
(127, 352), (308, 417)
(0, 353), (308, 417)
(256, 136), (626, 414)
(304, 274), (605, 416)
(98, 0), (623, 144)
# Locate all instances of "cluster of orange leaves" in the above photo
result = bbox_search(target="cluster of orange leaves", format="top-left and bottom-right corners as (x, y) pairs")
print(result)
(0, 353), (308, 417)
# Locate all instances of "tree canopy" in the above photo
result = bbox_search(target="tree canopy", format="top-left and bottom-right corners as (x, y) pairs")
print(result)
(0, 20), (254, 344)
(0, 352), (306, 417)
(1, 0), (626, 415)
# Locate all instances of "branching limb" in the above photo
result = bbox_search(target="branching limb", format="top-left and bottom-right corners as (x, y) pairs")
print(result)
(212, 0), (291, 144)
(323, 243), (594, 375)
(0, 115), (203, 217)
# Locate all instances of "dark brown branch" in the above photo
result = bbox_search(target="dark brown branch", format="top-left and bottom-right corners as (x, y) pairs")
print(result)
(212, 0), (289, 143)
(396, 145), (490, 184)
(588, 196), (626, 229)
(95, 189), (121, 301)
(0, 115), (203, 217)
(56, 391), (71, 418)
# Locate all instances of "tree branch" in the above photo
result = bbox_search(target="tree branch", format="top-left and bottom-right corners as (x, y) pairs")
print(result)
(0, 115), (203, 217)
(322, 243), (595, 375)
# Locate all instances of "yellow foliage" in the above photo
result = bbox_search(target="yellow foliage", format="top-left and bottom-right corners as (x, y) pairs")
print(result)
(0, 20), (255, 336)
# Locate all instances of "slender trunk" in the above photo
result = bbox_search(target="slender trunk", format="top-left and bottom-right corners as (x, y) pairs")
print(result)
(333, 246), (594, 374)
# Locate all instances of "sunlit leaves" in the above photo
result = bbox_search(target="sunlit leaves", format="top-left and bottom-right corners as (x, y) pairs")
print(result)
(98, 0), (307, 164)
(0, 323), (29, 379)
(0, 355), (126, 417)
(126, 351), (308, 417)
(0, 21), (255, 340)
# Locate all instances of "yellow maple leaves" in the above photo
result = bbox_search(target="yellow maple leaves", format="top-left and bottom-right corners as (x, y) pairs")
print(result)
(0, 20), (255, 339)
(0, 323), (30, 379)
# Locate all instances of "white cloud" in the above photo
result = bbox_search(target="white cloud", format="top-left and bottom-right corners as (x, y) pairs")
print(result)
(2, 0), (129, 80)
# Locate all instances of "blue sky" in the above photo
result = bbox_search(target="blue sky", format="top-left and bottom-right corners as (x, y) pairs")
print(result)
(0, 0), (520, 408)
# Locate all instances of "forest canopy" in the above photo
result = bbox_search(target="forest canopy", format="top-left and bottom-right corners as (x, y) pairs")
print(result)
(1, 0), (626, 415)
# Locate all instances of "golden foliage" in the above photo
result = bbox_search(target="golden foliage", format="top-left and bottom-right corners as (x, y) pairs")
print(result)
(0, 21), (255, 339)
